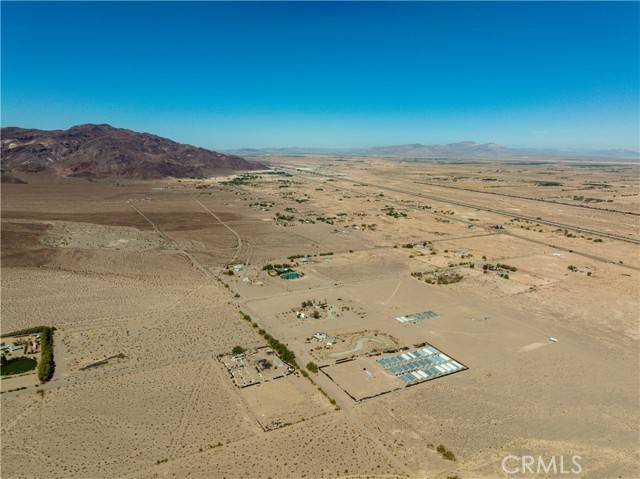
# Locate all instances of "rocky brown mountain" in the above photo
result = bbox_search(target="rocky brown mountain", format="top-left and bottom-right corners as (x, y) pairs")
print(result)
(1, 124), (263, 180)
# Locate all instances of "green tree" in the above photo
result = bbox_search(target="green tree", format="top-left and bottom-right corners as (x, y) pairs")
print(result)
(231, 346), (245, 355)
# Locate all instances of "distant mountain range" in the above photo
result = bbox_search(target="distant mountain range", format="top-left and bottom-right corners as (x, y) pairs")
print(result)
(1, 124), (263, 181)
(227, 142), (639, 160)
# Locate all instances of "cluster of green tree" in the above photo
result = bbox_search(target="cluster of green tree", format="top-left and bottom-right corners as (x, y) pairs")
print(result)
(306, 362), (318, 373)
(231, 345), (245, 355)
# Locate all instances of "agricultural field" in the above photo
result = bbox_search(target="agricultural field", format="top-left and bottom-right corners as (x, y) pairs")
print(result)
(1, 157), (639, 478)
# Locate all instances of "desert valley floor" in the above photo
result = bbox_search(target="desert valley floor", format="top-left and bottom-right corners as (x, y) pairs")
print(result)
(2, 157), (639, 479)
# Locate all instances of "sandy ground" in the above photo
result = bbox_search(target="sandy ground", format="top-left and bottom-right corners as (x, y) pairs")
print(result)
(1, 159), (638, 478)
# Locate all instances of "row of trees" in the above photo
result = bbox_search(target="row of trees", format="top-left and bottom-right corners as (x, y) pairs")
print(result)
(240, 312), (297, 367)
(37, 327), (55, 383)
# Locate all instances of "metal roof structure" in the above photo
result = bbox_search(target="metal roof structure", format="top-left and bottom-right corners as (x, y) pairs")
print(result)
(376, 344), (465, 385)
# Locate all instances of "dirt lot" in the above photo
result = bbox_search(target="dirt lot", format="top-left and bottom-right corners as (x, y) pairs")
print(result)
(1, 159), (638, 478)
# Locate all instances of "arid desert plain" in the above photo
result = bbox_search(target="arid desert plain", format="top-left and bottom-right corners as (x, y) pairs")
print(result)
(2, 157), (639, 479)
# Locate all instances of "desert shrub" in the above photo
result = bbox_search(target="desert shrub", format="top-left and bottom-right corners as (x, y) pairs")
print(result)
(306, 362), (318, 373)
(437, 445), (456, 461)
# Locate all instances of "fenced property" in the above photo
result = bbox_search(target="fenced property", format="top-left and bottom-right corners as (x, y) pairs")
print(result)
(220, 347), (294, 388)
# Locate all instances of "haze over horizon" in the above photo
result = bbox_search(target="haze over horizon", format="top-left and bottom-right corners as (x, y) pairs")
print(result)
(2, 2), (639, 151)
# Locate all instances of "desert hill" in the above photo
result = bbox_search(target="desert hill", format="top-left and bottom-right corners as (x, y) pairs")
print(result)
(1, 124), (263, 180)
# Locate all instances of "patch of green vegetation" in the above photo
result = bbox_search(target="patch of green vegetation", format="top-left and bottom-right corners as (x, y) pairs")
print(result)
(306, 362), (318, 373)
(1, 356), (36, 376)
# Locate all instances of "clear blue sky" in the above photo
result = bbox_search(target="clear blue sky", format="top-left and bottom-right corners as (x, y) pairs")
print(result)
(2, 1), (639, 150)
